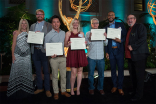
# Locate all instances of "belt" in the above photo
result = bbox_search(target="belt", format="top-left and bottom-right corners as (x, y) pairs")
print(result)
(112, 46), (118, 48)
(34, 47), (41, 49)
(56, 55), (64, 57)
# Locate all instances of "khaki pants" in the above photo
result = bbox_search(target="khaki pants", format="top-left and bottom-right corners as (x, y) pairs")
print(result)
(49, 57), (66, 93)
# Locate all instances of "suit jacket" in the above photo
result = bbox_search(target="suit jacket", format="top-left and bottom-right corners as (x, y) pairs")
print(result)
(29, 21), (52, 54)
(104, 22), (127, 59)
(128, 23), (149, 61)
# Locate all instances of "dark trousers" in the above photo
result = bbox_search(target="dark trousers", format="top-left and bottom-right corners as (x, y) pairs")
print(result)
(32, 48), (50, 91)
(128, 58), (146, 98)
(110, 49), (124, 89)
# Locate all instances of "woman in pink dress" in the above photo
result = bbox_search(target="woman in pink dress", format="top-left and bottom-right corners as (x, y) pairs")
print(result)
(64, 18), (88, 95)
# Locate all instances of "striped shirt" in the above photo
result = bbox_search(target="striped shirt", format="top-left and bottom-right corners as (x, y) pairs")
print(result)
(85, 31), (108, 60)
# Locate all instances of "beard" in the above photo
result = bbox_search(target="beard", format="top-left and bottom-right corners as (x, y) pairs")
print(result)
(108, 18), (115, 23)
(128, 22), (133, 26)
(37, 17), (44, 21)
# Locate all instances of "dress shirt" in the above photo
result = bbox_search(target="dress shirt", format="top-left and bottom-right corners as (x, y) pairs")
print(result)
(44, 28), (65, 54)
(109, 21), (117, 47)
(85, 31), (108, 60)
(125, 27), (133, 58)
(34, 21), (45, 48)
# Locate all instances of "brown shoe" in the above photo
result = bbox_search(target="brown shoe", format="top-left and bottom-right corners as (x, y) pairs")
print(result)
(46, 91), (52, 97)
(34, 89), (44, 94)
(111, 87), (117, 93)
(99, 90), (105, 95)
(61, 92), (71, 97)
(54, 93), (59, 100)
(89, 90), (94, 95)
(118, 89), (124, 95)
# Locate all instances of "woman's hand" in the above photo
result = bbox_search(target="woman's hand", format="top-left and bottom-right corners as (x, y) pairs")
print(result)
(12, 55), (16, 63)
(68, 41), (71, 46)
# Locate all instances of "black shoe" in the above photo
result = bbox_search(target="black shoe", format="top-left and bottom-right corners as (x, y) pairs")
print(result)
(131, 96), (141, 102)
(129, 92), (135, 96)
(89, 90), (94, 95)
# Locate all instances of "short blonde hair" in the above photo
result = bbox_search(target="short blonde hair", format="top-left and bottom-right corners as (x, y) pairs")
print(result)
(70, 18), (80, 32)
(18, 19), (29, 33)
(36, 9), (45, 15)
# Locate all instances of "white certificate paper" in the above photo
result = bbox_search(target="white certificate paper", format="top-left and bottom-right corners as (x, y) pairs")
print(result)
(91, 29), (106, 40)
(107, 28), (121, 39)
(70, 38), (86, 50)
(46, 43), (63, 56)
(27, 31), (44, 44)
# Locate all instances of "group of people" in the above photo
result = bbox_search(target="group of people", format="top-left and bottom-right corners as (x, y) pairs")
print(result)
(7, 9), (149, 102)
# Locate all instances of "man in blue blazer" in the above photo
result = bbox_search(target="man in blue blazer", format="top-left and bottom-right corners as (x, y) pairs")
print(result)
(104, 11), (127, 95)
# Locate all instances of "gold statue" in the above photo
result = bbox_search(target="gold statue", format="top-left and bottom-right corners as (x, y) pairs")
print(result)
(58, 0), (82, 30)
(59, 0), (92, 57)
(70, 0), (92, 12)
(147, 0), (156, 25)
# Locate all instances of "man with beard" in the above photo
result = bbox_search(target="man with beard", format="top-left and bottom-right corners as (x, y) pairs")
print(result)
(30, 9), (52, 97)
(44, 15), (71, 100)
(104, 11), (127, 95)
(126, 15), (149, 101)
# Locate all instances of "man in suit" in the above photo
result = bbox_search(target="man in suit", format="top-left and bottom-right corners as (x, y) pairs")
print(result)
(30, 9), (52, 97)
(104, 11), (127, 95)
(126, 14), (149, 101)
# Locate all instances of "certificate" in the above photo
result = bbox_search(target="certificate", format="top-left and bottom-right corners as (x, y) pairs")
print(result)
(107, 28), (121, 39)
(46, 43), (63, 56)
(91, 29), (106, 40)
(27, 31), (44, 44)
(70, 38), (86, 50)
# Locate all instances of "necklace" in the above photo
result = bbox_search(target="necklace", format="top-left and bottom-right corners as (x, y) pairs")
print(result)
(73, 32), (78, 35)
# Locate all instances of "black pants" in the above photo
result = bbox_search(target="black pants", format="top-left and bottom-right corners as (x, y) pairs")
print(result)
(128, 58), (146, 98)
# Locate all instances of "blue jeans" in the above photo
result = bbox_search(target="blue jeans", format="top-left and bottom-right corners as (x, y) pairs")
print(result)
(88, 57), (105, 90)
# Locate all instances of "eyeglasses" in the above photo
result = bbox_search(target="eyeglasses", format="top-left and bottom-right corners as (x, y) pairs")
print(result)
(127, 17), (135, 20)
(92, 23), (99, 25)
(36, 14), (44, 15)
(108, 15), (114, 17)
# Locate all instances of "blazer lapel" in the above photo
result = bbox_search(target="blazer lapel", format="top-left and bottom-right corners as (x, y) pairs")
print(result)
(115, 22), (118, 28)
(128, 23), (136, 42)
(33, 23), (36, 31)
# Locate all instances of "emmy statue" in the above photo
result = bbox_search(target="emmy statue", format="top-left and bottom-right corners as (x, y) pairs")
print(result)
(147, 0), (156, 25)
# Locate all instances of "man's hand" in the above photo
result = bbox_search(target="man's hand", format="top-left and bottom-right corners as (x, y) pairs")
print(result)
(85, 41), (87, 44)
(35, 31), (40, 33)
(51, 54), (57, 58)
(104, 32), (107, 40)
(89, 32), (92, 41)
(89, 32), (92, 38)
(128, 45), (133, 51)
(106, 53), (109, 60)
(113, 38), (121, 43)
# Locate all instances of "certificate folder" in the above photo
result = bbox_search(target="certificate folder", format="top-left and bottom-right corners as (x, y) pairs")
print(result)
(70, 38), (86, 50)
(107, 28), (121, 39)
(46, 43), (63, 56)
(27, 31), (44, 44)
(91, 29), (106, 40)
